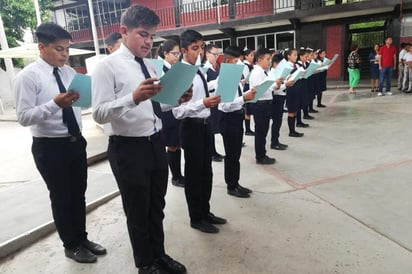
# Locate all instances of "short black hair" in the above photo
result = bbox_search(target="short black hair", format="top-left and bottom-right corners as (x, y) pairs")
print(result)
(35, 23), (72, 45)
(180, 29), (203, 50)
(158, 39), (179, 58)
(120, 5), (160, 29)
(271, 53), (284, 65)
(106, 32), (122, 47)
(224, 46), (242, 58)
(254, 48), (271, 63)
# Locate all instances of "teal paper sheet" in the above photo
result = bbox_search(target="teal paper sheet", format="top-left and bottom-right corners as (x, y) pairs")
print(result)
(268, 59), (293, 80)
(68, 73), (91, 108)
(147, 59), (164, 77)
(151, 62), (198, 105)
(303, 62), (321, 79)
(250, 80), (274, 103)
(215, 63), (245, 103)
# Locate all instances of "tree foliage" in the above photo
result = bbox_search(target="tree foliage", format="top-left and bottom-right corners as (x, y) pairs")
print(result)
(0, 0), (54, 68)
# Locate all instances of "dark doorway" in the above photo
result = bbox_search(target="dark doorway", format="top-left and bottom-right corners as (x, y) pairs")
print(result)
(347, 21), (385, 80)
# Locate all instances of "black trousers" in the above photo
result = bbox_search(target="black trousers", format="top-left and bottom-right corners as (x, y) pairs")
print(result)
(31, 136), (88, 249)
(180, 119), (213, 222)
(220, 111), (244, 189)
(254, 100), (275, 160)
(108, 133), (168, 267)
(271, 95), (286, 146)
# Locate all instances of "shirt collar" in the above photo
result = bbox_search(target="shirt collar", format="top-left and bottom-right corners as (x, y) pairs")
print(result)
(38, 57), (59, 74)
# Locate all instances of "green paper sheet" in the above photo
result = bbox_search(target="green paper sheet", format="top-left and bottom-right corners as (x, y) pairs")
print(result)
(250, 80), (274, 103)
(215, 63), (245, 103)
(147, 58), (164, 77)
(68, 73), (91, 108)
(151, 62), (198, 105)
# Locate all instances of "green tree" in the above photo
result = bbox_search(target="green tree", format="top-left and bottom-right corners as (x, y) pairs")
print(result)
(0, 0), (54, 69)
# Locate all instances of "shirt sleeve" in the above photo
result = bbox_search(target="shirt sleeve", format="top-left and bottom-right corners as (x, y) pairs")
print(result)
(91, 60), (137, 124)
(14, 70), (61, 127)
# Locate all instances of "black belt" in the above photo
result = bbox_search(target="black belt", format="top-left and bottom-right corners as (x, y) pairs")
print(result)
(33, 135), (80, 143)
(109, 131), (161, 142)
(223, 109), (244, 115)
(184, 117), (209, 125)
(256, 100), (273, 104)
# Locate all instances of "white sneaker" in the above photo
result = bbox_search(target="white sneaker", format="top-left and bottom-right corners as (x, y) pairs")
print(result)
(377, 92), (383, 96)
(386, 92), (393, 95)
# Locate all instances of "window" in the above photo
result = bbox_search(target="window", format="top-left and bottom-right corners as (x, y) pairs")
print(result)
(94, 0), (129, 26)
(65, 4), (89, 31)
(237, 31), (295, 51)
(402, 16), (412, 37)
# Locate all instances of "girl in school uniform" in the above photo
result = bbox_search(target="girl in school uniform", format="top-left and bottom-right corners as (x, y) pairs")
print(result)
(316, 49), (327, 107)
(295, 48), (311, 128)
(284, 48), (304, 137)
(158, 39), (185, 187)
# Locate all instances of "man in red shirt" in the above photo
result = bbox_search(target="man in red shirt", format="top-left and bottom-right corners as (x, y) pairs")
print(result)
(378, 36), (397, 96)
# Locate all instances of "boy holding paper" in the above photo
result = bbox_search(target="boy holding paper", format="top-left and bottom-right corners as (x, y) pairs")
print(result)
(172, 30), (226, 234)
(15, 22), (106, 264)
(249, 48), (282, 165)
(218, 46), (256, 198)
(270, 53), (294, 150)
(92, 5), (189, 274)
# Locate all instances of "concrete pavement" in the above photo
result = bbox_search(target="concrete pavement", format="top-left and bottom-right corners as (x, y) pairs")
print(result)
(2, 84), (412, 273)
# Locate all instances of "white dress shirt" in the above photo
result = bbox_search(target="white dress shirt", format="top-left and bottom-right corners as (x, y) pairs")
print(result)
(14, 58), (81, 137)
(91, 43), (162, 137)
(172, 60), (209, 119)
(249, 65), (273, 101)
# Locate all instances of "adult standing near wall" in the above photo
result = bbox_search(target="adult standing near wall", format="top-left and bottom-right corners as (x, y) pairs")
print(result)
(368, 44), (380, 93)
(347, 44), (361, 94)
(378, 36), (397, 96)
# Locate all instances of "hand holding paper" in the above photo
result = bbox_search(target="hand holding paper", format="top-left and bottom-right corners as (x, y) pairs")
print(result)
(151, 62), (198, 105)
(68, 73), (92, 108)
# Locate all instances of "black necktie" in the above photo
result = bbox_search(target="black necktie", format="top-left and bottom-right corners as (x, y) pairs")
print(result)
(264, 71), (268, 76)
(238, 86), (243, 97)
(197, 70), (209, 97)
(53, 67), (80, 137)
(135, 57), (162, 118)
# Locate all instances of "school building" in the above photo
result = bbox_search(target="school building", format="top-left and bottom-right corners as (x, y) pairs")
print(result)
(52, 0), (412, 79)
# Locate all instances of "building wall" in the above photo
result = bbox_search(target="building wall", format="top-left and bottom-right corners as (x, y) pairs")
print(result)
(325, 25), (344, 79)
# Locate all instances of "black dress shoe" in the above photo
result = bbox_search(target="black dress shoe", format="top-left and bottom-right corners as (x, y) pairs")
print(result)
(278, 142), (288, 149)
(228, 186), (250, 198)
(206, 212), (227, 224)
(256, 155), (276, 165)
(317, 104), (326, 108)
(138, 264), (164, 274)
(303, 115), (315, 120)
(289, 131), (304, 137)
(190, 220), (219, 233)
(171, 177), (185, 187)
(81, 239), (106, 255)
(156, 254), (187, 274)
(296, 123), (309, 128)
(245, 131), (255, 136)
(65, 246), (97, 263)
(308, 109), (319, 113)
(211, 153), (224, 162)
(237, 184), (252, 194)
(270, 144), (286, 150)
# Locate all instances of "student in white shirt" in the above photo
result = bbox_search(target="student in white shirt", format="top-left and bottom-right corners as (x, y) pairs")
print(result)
(15, 22), (105, 264)
(92, 5), (189, 274)
(218, 46), (256, 198)
(172, 29), (226, 234)
(249, 48), (281, 165)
